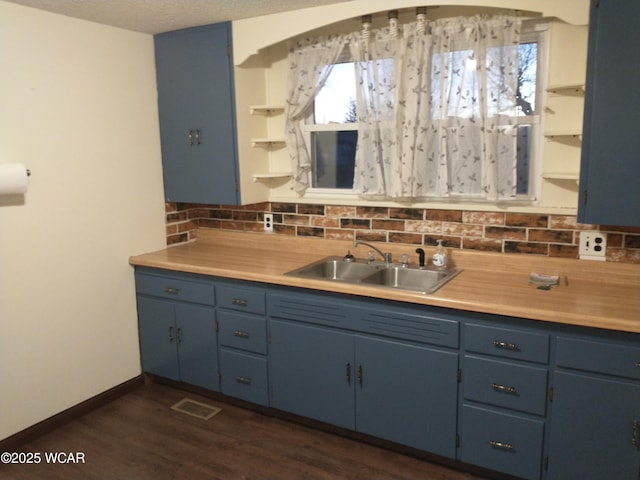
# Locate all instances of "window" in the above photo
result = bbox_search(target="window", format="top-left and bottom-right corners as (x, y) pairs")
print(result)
(304, 22), (546, 201)
(305, 61), (358, 192)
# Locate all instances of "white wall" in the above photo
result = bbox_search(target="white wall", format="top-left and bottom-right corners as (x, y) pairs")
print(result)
(0, 1), (166, 440)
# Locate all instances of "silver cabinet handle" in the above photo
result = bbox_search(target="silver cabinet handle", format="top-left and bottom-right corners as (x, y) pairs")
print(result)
(489, 440), (514, 451)
(346, 363), (351, 385)
(492, 340), (520, 351)
(231, 298), (248, 307)
(633, 420), (639, 448)
(233, 330), (250, 339)
(194, 128), (201, 145)
(168, 326), (174, 343)
(491, 383), (519, 395)
(176, 327), (182, 344)
(357, 364), (363, 386)
(164, 287), (180, 295)
(235, 376), (252, 385)
(188, 129), (193, 146)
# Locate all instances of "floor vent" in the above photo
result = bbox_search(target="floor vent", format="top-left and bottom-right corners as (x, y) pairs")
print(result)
(170, 398), (221, 420)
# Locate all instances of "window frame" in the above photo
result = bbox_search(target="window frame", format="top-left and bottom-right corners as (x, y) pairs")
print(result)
(302, 21), (549, 204)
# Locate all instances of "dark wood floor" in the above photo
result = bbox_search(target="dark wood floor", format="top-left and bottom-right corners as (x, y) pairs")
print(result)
(0, 382), (490, 480)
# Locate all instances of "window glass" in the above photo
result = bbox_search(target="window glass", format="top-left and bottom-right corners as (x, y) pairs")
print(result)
(312, 130), (357, 188)
(314, 63), (356, 124)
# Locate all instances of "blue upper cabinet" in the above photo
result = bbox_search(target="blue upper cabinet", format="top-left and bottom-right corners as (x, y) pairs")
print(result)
(155, 23), (240, 205)
(578, 0), (640, 227)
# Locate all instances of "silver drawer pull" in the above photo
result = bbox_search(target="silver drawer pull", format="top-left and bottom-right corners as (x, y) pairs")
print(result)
(489, 440), (514, 451)
(165, 287), (180, 295)
(231, 298), (248, 307)
(491, 383), (519, 395)
(635, 362), (640, 368)
(492, 340), (520, 351)
(633, 420), (639, 448)
(233, 330), (250, 339)
(235, 376), (252, 385)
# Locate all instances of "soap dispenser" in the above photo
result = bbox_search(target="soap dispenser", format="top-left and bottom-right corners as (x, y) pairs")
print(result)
(432, 240), (448, 269)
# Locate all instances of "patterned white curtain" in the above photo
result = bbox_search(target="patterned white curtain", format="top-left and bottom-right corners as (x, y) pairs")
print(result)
(286, 14), (521, 200)
(349, 28), (399, 197)
(421, 15), (521, 200)
(352, 14), (521, 200)
(285, 34), (349, 194)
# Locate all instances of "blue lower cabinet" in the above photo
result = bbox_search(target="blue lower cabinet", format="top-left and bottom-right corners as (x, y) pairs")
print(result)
(137, 295), (219, 391)
(460, 322), (550, 479)
(269, 319), (356, 429)
(546, 371), (640, 480)
(216, 283), (269, 406)
(268, 318), (459, 457)
(460, 405), (545, 480)
(134, 269), (640, 480)
(175, 303), (219, 390)
(355, 336), (458, 458)
(137, 296), (181, 381)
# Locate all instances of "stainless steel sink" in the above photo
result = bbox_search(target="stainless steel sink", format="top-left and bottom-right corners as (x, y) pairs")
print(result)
(359, 265), (462, 294)
(284, 256), (382, 282)
(285, 256), (462, 294)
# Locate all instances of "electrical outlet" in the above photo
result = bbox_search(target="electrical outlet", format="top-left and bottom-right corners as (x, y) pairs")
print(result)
(579, 231), (607, 261)
(263, 213), (274, 233)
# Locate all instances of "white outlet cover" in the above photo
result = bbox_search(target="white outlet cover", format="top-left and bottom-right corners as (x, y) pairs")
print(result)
(579, 231), (607, 261)
(263, 213), (274, 233)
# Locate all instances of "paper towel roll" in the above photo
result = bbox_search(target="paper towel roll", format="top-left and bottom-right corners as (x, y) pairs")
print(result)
(0, 163), (30, 195)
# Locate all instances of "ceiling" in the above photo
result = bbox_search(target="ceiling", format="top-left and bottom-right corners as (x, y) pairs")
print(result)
(3, 0), (351, 34)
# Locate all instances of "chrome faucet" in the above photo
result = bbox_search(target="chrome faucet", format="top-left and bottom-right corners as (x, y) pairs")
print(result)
(353, 240), (392, 264)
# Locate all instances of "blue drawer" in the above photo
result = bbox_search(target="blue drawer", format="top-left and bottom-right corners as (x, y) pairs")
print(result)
(218, 310), (267, 354)
(465, 323), (549, 364)
(135, 272), (215, 305)
(217, 284), (265, 315)
(556, 336), (640, 380)
(219, 349), (268, 406)
(460, 404), (544, 480)
(463, 355), (548, 416)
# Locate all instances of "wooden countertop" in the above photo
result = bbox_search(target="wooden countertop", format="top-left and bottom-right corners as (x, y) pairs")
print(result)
(130, 230), (640, 334)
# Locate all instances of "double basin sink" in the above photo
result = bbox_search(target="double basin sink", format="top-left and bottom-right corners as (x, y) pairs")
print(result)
(285, 256), (462, 294)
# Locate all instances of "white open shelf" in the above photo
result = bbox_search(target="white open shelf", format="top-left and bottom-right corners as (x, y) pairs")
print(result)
(252, 172), (292, 182)
(249, 105), (285, 115)
(251, 138), (286, 148)
(542, 173), (580, 184)
(544, 131), (582, 142)
(546, 83), (585, 95)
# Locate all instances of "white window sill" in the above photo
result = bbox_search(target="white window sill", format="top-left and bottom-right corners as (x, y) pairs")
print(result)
(269, 193), (578, 215)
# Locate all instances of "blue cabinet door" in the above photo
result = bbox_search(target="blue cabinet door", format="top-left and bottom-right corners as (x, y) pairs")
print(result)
(155, 23), (239, 204)
(578, 0), (640, 226)
(269, 319), (355, 429)
(175, 303), (218, 391)
(355, 336), (458, 458)
(547, 371), (640, 479)
(137, 296), (180, 381)
(136, 296), (218, 391)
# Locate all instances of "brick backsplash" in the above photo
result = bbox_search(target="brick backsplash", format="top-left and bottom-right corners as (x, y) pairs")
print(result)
(165, 202), (640, 264)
